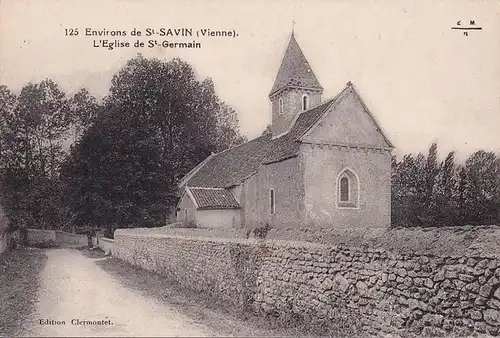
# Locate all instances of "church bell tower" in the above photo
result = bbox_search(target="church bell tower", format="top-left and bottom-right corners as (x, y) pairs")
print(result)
(269, 32), (323, 136)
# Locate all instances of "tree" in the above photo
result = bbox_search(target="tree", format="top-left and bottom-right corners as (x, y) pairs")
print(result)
(0, 86), (16, 162)
(68, 88), (99, 142)
(212, 102), (247, 152)
(0, 86), (17, 230)
(391, 144), (500, 228)
(418, 143), (440, 225)
(0, 80), (72, 230)
(14, 79), (71, 177)
(391, 154), (423, 227)
(61, 55), (246, 234)
(434, 151), (458, 226)
(462, 150), (499, 224)
(61, 105), (168, 234)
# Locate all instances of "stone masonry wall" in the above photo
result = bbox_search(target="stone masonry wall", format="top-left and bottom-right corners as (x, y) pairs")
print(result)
(98, 236), (114, 255)
(114, 226), (500, 337)
(55, 231), (88, 247)
(26, 229), (89, 247)
(27, 229), (56, 246)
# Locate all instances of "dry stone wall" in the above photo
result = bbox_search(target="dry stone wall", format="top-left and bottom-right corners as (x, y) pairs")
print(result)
(25, 229), (88, 247)
(27, 229), (56, 246)
(114, 226), (500, 337)
(55, 231), (88, 247)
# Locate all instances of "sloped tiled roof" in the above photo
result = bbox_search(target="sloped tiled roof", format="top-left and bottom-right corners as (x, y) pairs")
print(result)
(270, 33), (323, 96)
(181, 83), (394, 189)
(188, 187), (240, 209)
(185, 98), (336, 188)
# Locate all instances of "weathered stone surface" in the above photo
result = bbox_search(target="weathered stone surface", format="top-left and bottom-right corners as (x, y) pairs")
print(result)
(321, 277), (333, 290)
(445, 269), (459, 279)
(485, 309), (500, 326)
(434, 271), (445, 282)
(477, 259), (490, 270)
(422, 326), (447, 337)
(466, 282), (480, 293)
(333, 274), (349, 293)
(443, 319), (453, 330)
(452, 325), (473, 337)
(475, 321), (488, 333)
(480, 284), (493, 298)
(424, 278), (434, 289)
(470, 310), (483, 320)
(487, 325), (499, 336)
(487, 297), (500, 310)
(458, 273), (475, 283)
(356, 281), (368, 295)
(467, 258), (478, 267)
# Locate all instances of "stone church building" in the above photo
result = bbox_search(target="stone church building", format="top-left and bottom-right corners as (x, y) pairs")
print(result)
(176, 32), (394, 229)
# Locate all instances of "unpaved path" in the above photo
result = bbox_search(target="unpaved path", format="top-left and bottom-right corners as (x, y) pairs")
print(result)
(21, 248), (214, 337)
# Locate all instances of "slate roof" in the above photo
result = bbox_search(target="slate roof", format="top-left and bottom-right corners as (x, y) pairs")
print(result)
(187, 187), (240, 209)
(270, 33), (323, 96)
(184, 98), (337, 188)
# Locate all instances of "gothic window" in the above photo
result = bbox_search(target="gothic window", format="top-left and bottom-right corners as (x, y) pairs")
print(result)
(340, 177), (349, 202)
(270, 188), (275, 215)
(302, 95), (309, 110)
(279, 98), (284, 115)
(337, 169), (359, 208)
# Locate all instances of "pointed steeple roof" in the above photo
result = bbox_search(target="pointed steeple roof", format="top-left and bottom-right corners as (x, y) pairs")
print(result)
(269, 32), (323, 96)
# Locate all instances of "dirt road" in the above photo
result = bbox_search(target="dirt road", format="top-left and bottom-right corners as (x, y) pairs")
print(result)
(20, 248), (214, 337)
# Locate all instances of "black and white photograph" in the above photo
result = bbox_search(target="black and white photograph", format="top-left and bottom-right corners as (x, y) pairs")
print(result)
(0, 0), (499, 336)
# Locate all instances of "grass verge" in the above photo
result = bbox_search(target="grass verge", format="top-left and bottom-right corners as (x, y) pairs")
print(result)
(77, 246), (107, 259)
(96, 257), (331, 337)
(0, 247), (47, 337)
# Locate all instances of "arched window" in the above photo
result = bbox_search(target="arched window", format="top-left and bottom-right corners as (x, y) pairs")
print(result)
(302, 95), (309, 110)
(337, 169), (359, 208)
(340, 177), (349, 202)
(278, 98), (284, 115)
(270, 188), (275, 215)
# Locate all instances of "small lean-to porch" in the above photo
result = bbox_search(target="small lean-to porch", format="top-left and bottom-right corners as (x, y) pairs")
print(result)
(176, 186), (240, 228)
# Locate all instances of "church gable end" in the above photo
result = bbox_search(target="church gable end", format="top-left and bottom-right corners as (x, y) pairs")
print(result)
(301, 84), (393, 149)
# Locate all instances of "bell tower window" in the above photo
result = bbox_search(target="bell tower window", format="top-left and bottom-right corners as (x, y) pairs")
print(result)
(302, 95), (309, 110)
(270, 188), (275, 215)
(278, 98), (284, 115)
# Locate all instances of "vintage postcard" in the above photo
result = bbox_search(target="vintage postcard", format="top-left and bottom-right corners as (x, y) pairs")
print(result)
(1, 0), (499, 337)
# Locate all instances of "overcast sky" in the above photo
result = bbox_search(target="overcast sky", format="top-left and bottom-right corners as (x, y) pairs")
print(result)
(1, 0), (499, 161)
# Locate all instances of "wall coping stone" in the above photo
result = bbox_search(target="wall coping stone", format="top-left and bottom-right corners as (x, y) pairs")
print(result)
(116, 225), (500, 259)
